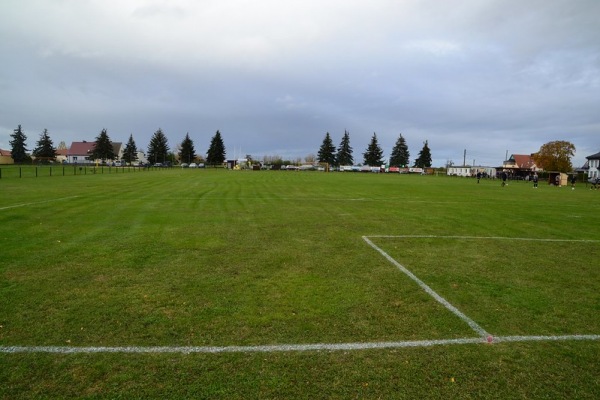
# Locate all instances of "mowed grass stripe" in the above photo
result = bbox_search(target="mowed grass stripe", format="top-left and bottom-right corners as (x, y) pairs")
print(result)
(1, 170), (475, 347)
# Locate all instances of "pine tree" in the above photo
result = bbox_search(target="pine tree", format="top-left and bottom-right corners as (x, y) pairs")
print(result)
(413, 140), (432, 168)
(389, 133), (410, 167)
(32, 128), (57, 162)
(363, 132), (384, 166)
(9, 124), (29, 164)
(206, 130), (226, 166)
(147, 128), (170, 164)
(317, 132), (336, 166)
(336, 130), (353, 166)
(90, 129), (116, 162)
(179, 133), (196, 164)
(122, 134), (138, 164)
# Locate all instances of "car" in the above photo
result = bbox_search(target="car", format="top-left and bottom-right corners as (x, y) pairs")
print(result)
(189, 163), (198, 168)
(180, 163), (189, 168)
(154, 162), (163, 167)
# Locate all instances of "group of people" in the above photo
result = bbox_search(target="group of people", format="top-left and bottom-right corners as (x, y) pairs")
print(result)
(497, 171), (581, 189)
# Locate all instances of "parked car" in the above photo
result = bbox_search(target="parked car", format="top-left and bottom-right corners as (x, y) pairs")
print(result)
(189, 163), (198, 168)
(180, 163), (189, 168)
(154, 162), (163, 167)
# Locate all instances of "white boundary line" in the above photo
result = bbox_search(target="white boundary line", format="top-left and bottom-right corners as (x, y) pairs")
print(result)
(0, 196), (79, 211)
(2, 335), (599, 354)
(367, 235), (600, 243)
(362, 236), (490, 337)
(2, 234), (598, 355)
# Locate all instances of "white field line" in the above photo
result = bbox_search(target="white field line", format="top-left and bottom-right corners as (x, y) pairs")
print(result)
(367, 235), (600, 243)
(2, 335), (599, 354)
(362, 236), (490, 338)
(0, 196), (79, 211)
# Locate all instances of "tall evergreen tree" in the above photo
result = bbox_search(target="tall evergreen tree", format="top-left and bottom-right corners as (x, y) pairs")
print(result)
(336, 130), (353, 166)
(206, 130), (226, 166)
(32, 128), (57, 162)
(122, 134), (138, 164)
(389, 133), (410, 167)
(179, 132), (196, 164)
(317, 132), (336, 166)
(363, 132), (384, 166)
(413, 140), (432, 168)
(147, 128), (170, 164)
(90, 128), (116, 162)
(9, 124), (29, 164)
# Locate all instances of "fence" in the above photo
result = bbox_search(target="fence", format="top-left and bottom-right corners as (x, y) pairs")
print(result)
(0, 164), (159, 179)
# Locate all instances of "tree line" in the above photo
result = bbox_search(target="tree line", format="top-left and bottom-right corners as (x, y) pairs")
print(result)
(317, 130), (432, 167)
(8, 125), (227, 166)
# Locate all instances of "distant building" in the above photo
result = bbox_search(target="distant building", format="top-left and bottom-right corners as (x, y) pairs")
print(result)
(66, 141), (123, 164)
(586, 151), (600, 180)
(501, 154), (539, 178)
(0, 149), (13, 164)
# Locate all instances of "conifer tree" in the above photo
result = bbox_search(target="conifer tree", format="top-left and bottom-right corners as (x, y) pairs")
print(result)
(147, 128), (170, 164)
(122, 134), (138, 164)
(413, 140), (432, 168)
(317, 132), (336, 166)
(389, 133), (410, 167)
(206, 130), (226, 166)
(9, 124), (29, 164)
(363, 132), (384, 166)
(179, 133), (196, 164)
(32, 128), (57, 162)
(336, 130), (353, 166)
(90, 128), (116, 162)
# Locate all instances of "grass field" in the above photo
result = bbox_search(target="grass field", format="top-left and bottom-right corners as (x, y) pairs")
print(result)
(1, 168), (599, 398)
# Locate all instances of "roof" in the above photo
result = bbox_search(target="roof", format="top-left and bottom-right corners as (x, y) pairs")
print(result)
(68, 141), (95, 156)
(0, 149), (12, 156)
(586, 151), (600, 160)
(510, 154), (536, 169)
(68, 141), (122, 157)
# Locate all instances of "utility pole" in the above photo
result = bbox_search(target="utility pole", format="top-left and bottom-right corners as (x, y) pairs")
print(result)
(463, 149), (466, 166)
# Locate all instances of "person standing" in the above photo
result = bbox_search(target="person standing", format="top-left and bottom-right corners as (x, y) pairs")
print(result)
(477, 171), (481, 184)
(501, 171), (507, 187)
(570, 174), (577, 190)
(532, 173), (539, 188)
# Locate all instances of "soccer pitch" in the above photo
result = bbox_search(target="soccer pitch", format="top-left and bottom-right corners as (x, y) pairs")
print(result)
(1, 169), (599, 398)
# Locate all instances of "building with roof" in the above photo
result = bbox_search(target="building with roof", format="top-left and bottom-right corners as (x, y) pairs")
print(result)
(501, 154), (540, 178)
(0, 149), (13, 164)
(586, 151), (600, 180)
(66, 141), (123, 164)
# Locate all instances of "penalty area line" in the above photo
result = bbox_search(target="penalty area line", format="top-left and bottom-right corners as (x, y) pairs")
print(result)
(0, 196), (80, 211)
(362, 236), (490, 338)
(1, 335), (599, 354)
(366, 235), (600, 243)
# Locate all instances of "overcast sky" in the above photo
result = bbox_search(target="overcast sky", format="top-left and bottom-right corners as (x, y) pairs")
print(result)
(1, 0), (598, 167)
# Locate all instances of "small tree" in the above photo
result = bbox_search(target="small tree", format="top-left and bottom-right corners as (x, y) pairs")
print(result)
(532, 140), (576, 172)
(363, 132), (384, 166)
(147, 128), (170, 164)
(336, 130), (354, 166)
(206, 130), (226, 166)
(9, 125), (29, 164)
(389, 133), (410, 167)
(413, 140), (432, 168)
(32, 129), (57, 162)
(90, 129), (116, 162)
(122, 134), (138, 164)
(317, 132), (336, 166)
(179, 133), (196, 164)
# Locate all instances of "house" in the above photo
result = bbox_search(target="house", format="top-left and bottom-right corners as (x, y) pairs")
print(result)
(55, 148), (68, 164)
(67, 141), (95, 164)
(586, 151), (600, 180)
(0, 149), (13, 164)
(502, 154), (539, 178)
(66, 141), (123, 164)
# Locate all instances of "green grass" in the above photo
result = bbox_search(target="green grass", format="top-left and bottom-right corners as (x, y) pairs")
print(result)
(1, 169), (599, 398)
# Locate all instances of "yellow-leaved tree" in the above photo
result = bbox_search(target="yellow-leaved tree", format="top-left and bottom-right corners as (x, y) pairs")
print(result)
(532, 140), (576, 172)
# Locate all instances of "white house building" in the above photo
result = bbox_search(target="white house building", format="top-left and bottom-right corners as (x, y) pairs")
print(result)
(586, 151), (600, 180)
